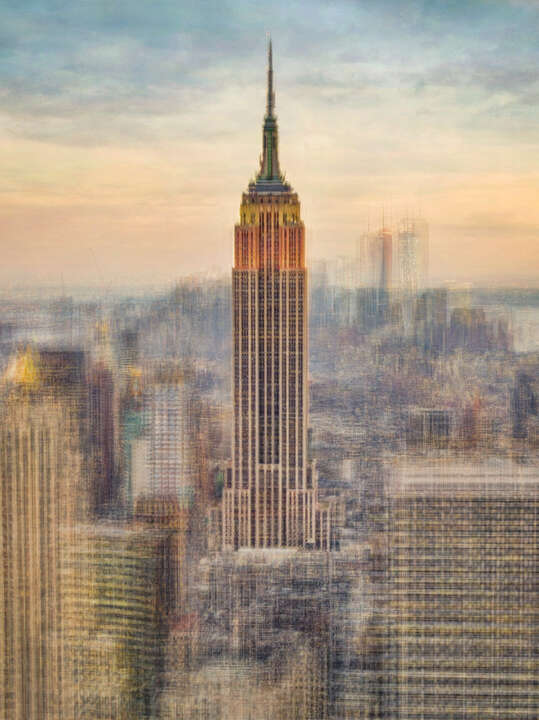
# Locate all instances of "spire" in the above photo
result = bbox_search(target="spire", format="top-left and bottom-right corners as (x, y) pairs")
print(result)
(256, 37), (286, 189)
(266, 37), (274, 118)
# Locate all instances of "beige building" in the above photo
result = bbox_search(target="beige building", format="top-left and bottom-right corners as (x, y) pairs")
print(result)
(62, 523), (166, 720)
(0, 348), (86, 720)
(386, 456), (538, 720)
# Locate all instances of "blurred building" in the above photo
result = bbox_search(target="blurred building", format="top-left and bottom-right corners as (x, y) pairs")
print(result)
(406, 408), (453, 450)
(0, 348), (87, 720)
(160, 659), (271, 720)
(360, 229), (393, 291)
(396, 218), (428, 293)
(159, 549), (355, 719)
(197, 550), (336, 662)
(146, 369), (193, 501)
(62, 523), (167, 720)
(165, 613), (200, 674)
(413, 289), (448, 355)
(161, 640), (329, 720)
(356, 287), (383, 331)
(448, 307), (511, 353)
(118, 367), (146, 508)
(124, 363), (194, 508)
(385, 457), (538, 719)
(358, 227), (393, 326)
(511, 371), (538, 446)
(309, 260), (332, 330)
(88, 361), (116, 514)
(134, 494), (190, 613)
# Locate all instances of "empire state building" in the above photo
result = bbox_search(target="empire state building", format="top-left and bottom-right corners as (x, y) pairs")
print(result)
(222, 42), (332, 550)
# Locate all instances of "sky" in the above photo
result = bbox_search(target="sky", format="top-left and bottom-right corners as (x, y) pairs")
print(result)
(1, 0), (538, 288)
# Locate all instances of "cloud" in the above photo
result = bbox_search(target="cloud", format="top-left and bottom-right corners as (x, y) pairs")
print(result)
(1, 0), (538, 145)
(0, 0), (538, 285)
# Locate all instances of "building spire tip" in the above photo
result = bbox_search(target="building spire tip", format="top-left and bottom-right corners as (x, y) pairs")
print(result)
(256, 37), (284, 186)
(266, 36), (274, 118)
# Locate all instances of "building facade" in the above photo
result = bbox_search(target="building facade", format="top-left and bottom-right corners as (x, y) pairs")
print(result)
(62, 524), (166, 720)
(145, 367), (193, 502)
(0, 349), (86, 720)
(222, 43), (330, 549)
(386, 457), (538, 720)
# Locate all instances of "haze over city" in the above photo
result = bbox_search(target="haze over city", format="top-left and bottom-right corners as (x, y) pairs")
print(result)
(1, 3), (538, 720)
(1, 0), (538, 287)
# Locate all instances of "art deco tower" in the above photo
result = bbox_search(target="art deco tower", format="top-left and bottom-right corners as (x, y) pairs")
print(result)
(223, 43), (331, 550)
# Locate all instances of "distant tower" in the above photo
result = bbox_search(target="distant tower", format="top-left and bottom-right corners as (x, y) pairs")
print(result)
(360, 227), (392, 290)
(397, 218), (429, 292)
(380, 227), (392, 291)
(222, 41), (331, 549)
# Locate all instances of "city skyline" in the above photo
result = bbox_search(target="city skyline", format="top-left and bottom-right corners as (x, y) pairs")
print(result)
(1, 0), (538, 288)
(1, 6), (538, 716)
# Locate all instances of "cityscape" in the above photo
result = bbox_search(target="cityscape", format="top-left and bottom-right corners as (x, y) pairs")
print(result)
(1, 3), (538, 720)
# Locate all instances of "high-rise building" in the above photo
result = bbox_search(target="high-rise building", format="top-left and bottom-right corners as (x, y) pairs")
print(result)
(88, 321), (120, 516)
(0, 348), (87, 720)
(127, 363), (194, 507)
(360, 228), (393, 291)
(396, 218), (429, 293)
(146, 366), (193, 502)
(88, 361), (116, 515)
(62, 523), (166, 720)
(358, 227), (393, 326)
(511, 372), (538, 443)
(222, 42), (330, 549)
(413, 288), (448, 355)
(385, 457), (538, 720)
(134, 494), (190, 613)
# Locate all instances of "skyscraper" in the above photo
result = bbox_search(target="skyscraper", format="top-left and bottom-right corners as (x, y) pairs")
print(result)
(359, 227), (393, 291)
(396, 218), (429, 293)
(358, 226), (393, 325)
(385, 457), (538, 720)
(125, 363), (194, 509)
(145, 364), (193, 503)
(222, 42), (331, 549)
(63, 523), (166, 719)
(0, 348), (87, 720)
